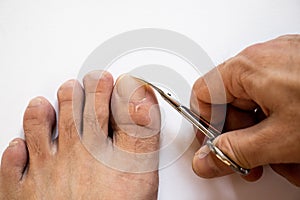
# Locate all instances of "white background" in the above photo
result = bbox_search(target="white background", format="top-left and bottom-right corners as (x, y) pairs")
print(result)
(0, 0), (300, 199)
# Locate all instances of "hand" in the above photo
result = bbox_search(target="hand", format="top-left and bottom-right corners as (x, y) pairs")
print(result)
(190, 35), (300, 187)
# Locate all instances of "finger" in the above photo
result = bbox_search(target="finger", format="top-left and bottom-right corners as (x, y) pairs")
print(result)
(192, 116), (300, 178)
(191, 53), (264, 114)
(192, 102), (263, 181)
(190, 64), (258, 143)
(191, 76), (258, 146)
(223, 104), (257, 132)
(191, 63), (250, 105)
(192, 144), (263, 181)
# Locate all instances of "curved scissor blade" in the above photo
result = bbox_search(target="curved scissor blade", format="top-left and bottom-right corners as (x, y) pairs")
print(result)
(132, 76), (219, 139)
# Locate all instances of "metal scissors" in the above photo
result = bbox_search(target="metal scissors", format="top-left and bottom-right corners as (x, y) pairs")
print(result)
(134, 77), (250, 175)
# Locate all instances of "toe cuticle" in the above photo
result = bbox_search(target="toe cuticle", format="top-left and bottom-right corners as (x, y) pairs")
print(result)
(116, 75), (146, 100)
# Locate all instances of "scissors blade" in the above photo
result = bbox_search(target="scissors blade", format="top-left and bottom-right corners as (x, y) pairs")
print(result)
(133, 77), (220, 139)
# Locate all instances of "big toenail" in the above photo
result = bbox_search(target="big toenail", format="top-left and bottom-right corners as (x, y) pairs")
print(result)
(9, 140), (19, 147)
(117, 75), (146, 100)
(29, 97), (42, 106)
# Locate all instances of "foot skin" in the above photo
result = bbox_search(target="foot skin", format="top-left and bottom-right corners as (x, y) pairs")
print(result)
(0, 71), (160, 200)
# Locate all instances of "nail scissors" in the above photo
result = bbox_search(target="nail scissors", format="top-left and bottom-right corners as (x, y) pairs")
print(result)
(134, 77), (250, 175)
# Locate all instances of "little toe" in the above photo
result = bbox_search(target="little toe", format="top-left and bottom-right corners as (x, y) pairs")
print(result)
(23, 97), (55, 160)
(82, 71), (113, 150)
(111, 75), (161, 153)
(1, 138), (27, 183)
(57, 80), (84, 150)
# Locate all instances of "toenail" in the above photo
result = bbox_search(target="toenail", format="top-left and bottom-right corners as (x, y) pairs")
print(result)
(9, 140), (19, 147)
(117, 75), (146, 100)
(29, 97), (43, 106)
(64, 79), (76, 87)
(86, 71), (108, 80)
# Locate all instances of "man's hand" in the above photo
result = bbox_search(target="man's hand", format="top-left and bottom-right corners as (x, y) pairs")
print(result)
(191, 35), (300, 187)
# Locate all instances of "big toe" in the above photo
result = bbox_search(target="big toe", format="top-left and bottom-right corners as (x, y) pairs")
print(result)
(1, 138), (27, 184)
(108, 75), (161, 173)
(111, 75), (161, 153)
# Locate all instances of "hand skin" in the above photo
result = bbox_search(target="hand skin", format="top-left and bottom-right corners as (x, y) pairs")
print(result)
(191, 34), (300, 187)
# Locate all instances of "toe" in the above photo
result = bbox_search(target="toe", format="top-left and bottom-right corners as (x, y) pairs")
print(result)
(82, 71), (113, 149)
(111, 75), (161, 153)
(57, 80), (84, 150)
(23, 97), (55, 160)
(1, 138), (27, 183)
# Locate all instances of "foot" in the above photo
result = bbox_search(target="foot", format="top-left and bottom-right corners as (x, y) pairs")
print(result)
(0, 71), (160, 200)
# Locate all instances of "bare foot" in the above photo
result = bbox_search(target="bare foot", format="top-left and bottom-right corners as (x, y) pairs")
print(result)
(0, 71), (160, 200)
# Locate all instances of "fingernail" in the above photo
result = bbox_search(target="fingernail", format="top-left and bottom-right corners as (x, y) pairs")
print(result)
(29, 97), (42, 106)
(195, 145), (211, 159)
(9, 139), (19, 147)
(117, 75), (146, 100)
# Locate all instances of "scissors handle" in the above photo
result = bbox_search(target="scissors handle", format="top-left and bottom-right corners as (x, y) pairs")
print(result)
(206, 139), (250, 175)
(178, 106), (250, 175)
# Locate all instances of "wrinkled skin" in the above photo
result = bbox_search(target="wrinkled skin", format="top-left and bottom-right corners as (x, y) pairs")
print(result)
(0, 71), (160, 199)
(191, 35), (300, 187)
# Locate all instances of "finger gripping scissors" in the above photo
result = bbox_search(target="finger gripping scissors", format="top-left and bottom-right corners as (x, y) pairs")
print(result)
(134, 77), (250, 175)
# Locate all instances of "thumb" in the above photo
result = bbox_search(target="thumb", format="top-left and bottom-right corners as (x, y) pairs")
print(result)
(192, 116), (296, 179)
